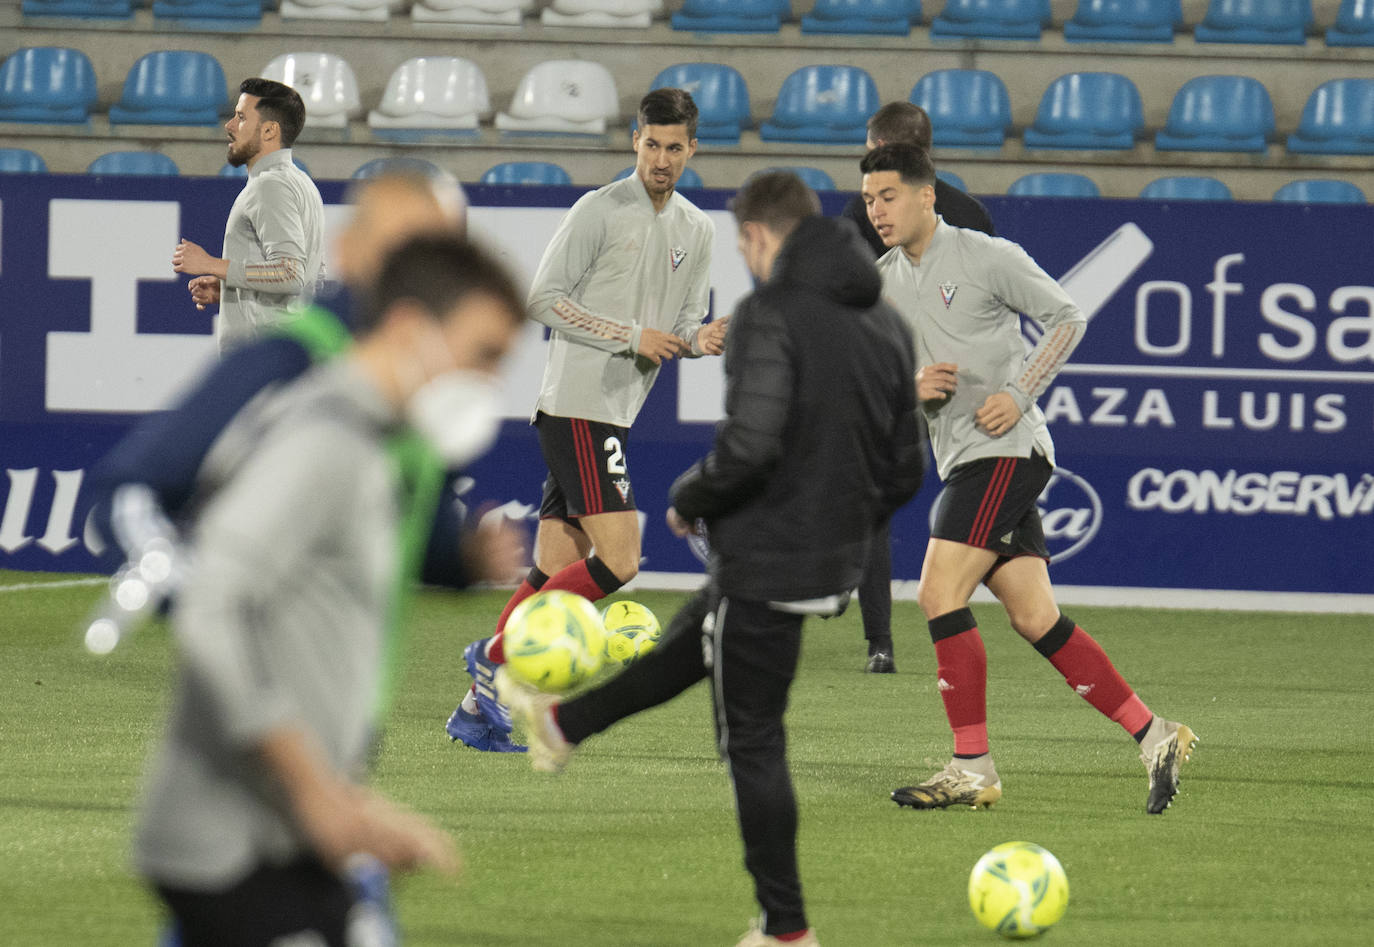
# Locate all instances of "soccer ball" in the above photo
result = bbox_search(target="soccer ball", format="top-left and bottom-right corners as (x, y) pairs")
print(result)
(968, 841), (1069, 939)
(502, 591), (606, 694)
(601, 600), (662, 665)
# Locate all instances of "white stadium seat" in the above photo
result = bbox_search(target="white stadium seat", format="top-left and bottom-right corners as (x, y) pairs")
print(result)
(541, 0), (662, 28)
(411, 0), (532, 24)
(279, 0), (391, 21)
(367, 57), (490, 136)
(261, 52), (361, 130)
(495, 60), (620, 135)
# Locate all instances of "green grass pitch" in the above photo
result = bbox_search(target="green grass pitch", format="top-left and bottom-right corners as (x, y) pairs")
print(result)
(2, 570), (1372, 946)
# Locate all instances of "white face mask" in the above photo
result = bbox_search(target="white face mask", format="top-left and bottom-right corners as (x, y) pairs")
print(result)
(406, 369), (503, 468)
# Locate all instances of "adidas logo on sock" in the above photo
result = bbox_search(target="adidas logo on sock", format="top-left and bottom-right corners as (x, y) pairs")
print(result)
(938, 677), (954, 692)
(1075, 684), (1094, 696)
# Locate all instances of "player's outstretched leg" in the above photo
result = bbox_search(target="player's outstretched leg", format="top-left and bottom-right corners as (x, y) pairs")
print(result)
(1138, 717), (1198, 814)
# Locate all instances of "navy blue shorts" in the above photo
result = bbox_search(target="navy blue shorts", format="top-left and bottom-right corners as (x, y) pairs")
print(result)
(536, 412), (636, 522)
(932, 451), (1052, 561)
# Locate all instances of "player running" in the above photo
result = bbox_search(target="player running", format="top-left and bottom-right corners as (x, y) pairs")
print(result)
(860, 144), (1197, 815)
(446, 88), (728, 752)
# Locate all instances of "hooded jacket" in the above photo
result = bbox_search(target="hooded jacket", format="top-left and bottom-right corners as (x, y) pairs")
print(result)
(670, 215), (927, 602)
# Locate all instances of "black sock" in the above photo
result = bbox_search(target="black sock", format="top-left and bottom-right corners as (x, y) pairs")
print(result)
(1132, 717), (1155, 743)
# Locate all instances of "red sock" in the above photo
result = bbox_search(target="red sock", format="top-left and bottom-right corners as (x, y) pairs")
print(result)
(1044, 624), (1153, 737)
(489, 568), (550, 663)
(929, 609), (989, 756)
(776, 931), (811, 943)
(491, 557), (625, 663)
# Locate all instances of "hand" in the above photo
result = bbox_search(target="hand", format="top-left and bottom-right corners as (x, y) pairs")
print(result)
(351, 789), (462, 878)
(187, 276), (220, 311)
(665, 508), (693, 538)
(461, 511), (528, 585)
(172, 238), (223, 278)
(696, 316), (730, 356)
(636, 327), (690, 365)
(975, 392), (1022, 437)
(916, 362), (959, 403)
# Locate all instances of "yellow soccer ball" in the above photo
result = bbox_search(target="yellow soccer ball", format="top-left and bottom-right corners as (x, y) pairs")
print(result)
(503, 591), (606, 694)
(968, 841), (1069, 938)
(601, 600), (662, 666)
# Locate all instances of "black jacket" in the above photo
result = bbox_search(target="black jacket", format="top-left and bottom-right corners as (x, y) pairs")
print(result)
(670, 216), (926, 602)
(843, 177), (996, 258)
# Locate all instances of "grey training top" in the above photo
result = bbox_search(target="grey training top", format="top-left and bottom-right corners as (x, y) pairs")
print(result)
(528, 173), (714, 428)
(876, 219), (1086, 481)
(217, 148), (326, 353)
(134, 361), (399, 891)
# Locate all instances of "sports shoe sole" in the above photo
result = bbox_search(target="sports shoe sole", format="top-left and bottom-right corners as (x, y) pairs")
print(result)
(891, 781), (1002, 810)
(1146, 724), (1197, 814)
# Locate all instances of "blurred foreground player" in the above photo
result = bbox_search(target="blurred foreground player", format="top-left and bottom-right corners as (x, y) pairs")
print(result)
(134, 236), (525, 946)
(500, 172), (925, 946)
(860, 144), (1197, 814)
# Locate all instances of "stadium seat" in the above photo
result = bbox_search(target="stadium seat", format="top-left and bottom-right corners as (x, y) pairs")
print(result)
(108, 51), (228, 126)
(929, 0), (1044, 39)
(261, 53), (360, 131)
(21, 0), (133, 16)
(1327, 0), (1374, 44)
(1286, 79), (1374, 154)
(1063, 0), (1181, 41)
(1022, 72), (1144, 150)
(671, 0), (788, 33)
(542, 0), (661, 28)
(367, 57), (489, 138)
(935, 168), (967, 190)
(1272, 179), (1366, 203)
(1007, 172), (1101, 197)
(0, 47), (98, 124)
(761, 166), (837, 191)
(909, 69), (1013, 149)
(1193, 0), (1312, 44)
(87, 151), (180, 176)
(759, 65), (880, 144)
(280, 0), (391, 21)
(649, 63), (750, 143)
(1154, 76), (1275, 152)
(496, 61), (619, 135)
(481, 161), (574, 185)
(220, 156), (311, 177)
(615, 165), (704, 187)
(412, 0), (532, 24)
(152, 0), (262, 20)
(1139, 176), (1232, 200)
(801, 0), (918, 35)
(0, 148), (48, 173)
(352, 156), (447, 178)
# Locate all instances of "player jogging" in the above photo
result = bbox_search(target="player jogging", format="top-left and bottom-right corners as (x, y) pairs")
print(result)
(446, 88), (728, 751)
(860, 144), (1197, 815)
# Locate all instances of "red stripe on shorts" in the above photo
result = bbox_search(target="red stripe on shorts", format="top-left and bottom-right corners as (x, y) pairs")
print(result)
(571, 419), (602, 516)
(968, 457), (1016, 547)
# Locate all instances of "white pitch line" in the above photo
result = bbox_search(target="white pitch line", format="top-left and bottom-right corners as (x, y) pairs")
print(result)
(0, 577), (107, 593)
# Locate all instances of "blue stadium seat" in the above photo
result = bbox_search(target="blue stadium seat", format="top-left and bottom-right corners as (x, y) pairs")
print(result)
(481, 161), (574, 186)
(615, 166), (705, 188)
(0, 148), (48, 173)
(760, 166), (837, 191)
(87, 151), (180, 176)
(909, 69), (1013, 149)
(0, 47), (98, 124)
(1286, 79), (1374, 154)
(352, 156), (447, 178)
(649, 64), (751, 144)
(220, 156), (312, 177)
(1154, 76), (1275, 152)
(935, 168), (967, 190)
(1272, 179), (1366, 203)
(1139, 176), (1233, 200)
(929, 0), (1044, 39)
(1194, 0), (1312, 44)
(1063, 0), (1181, 42)
(108, 51), (229, 126)
(153, 0), (262, 20)
(1022, 72), (1144, 150)
(759, 65), (880, 144)
(22, 0), (132, 14)
(801, 0), (918, 35)
(671, 0), (789, 33)
(1327, 0), (1374, 45)
(1007, 172), (1101, 197)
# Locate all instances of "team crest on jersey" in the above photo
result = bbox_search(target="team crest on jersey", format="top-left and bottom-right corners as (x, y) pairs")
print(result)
(613, 478), (632, 502)
(669, 247), (687, 271)
(938, 282), (958, 309)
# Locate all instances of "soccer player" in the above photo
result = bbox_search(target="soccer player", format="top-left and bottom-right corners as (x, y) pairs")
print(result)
(447, 88), (728, 750)
(135, 236), (525, 946)
(173, 78), (326, 353)
(860, 143), (1197, 815)
(500, 171), (925, 946)
(840, 102), (997, 674)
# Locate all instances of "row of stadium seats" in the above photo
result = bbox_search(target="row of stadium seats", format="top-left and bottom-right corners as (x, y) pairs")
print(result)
(2, 147), (1365, 204)
(3, 48), (1373, 156)
(18, 0), (1374, 47)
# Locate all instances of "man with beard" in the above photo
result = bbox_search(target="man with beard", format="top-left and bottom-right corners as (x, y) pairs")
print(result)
(173, 78), (326, 353)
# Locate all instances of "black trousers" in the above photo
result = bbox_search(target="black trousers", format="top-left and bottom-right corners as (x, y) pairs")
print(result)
(558, 586), (808, 937)
(858, 518), (893, 643)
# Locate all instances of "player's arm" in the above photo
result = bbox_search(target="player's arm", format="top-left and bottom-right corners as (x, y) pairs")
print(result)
(672, 223), (721, 357)
(229, 179), (314, 296)
(670, 300), (792, 520)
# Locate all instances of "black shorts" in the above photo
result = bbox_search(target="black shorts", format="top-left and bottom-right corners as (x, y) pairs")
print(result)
(536, 412), (636, 522)
(932, 451), (1052, 561)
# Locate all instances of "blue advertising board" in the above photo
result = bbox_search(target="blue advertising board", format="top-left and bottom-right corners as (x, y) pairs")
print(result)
(1, 174), (1371, 608)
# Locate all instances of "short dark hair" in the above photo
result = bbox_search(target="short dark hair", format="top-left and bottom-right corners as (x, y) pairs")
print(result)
(859, 143), (937, 189)
(867, 102), (933, 151)
(360, 235), (526, 336)
(730, 171), (821, 237)
(638, 87), (698, 140)
(239, 77), (306, 148)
